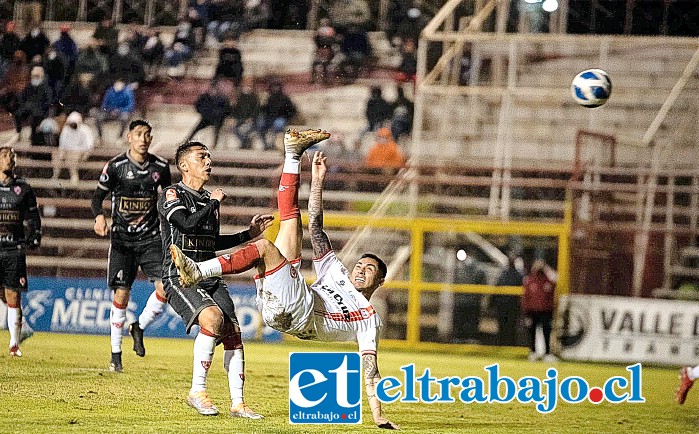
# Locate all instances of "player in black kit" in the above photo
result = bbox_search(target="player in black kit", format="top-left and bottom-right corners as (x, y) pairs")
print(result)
(91, 120), (171, 372)
(0, 147), (41, 357)
(158, 141), (272, 418)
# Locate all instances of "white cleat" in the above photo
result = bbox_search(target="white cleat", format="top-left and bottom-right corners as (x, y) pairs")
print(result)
(230, 402), (264, 419)
(187, 391), (219, 416)
(9, 345), (22, 357)
(170, 244), (203, 287)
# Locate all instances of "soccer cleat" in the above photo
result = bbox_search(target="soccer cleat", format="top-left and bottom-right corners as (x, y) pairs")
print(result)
(284, 128), (331, 158)
(187, 391), (219, 416)
(229, 402), (264, 419)
(170, 244), (203, 288)
(110, 351), (123, 372)
(129, 322), (146, 357)
(9, 345), (22, 357)
(677, 366), (694, 404)
(19, 329), (34, 344)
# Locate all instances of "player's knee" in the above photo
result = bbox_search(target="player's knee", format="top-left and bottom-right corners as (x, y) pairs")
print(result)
(221, 331), (243, 350)
(198, 306), (224, 333)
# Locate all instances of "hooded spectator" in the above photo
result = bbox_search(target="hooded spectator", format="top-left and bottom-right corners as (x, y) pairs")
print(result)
(53, 111), (94, 184)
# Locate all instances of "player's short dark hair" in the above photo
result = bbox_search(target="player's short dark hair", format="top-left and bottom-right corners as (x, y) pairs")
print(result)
(128, 119), (152, 133)
(360, 253), (387, 279)
(175, 141), (208, 168)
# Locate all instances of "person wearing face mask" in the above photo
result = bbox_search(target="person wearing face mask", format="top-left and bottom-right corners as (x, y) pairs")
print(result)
(42, 47), (67, 102)
(108, 42), (144, 87)
(164, 20), (196, 75)
(19, 26), (49, 63)
(13, 65), (51, 146)
(52, 111), (94, 184)
(95, 78), (136, 145)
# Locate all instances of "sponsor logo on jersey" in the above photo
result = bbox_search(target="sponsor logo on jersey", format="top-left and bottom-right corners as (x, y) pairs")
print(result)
(119, 197), (154, 214)
(181, 235), (216, 252)
(0, 210), (20, 223)
(126, 170), (135, 179)
(289, 352), (361, 425)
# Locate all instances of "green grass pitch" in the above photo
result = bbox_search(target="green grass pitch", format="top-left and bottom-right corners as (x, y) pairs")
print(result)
(0, 332), (697, 433)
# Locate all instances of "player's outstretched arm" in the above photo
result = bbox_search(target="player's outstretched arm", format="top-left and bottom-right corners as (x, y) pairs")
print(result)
(215, 213), (274, 250)
(363, 353), (400, 430)
(309, 151), (332, 258)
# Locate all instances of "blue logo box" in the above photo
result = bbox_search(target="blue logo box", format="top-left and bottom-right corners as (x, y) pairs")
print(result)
(289, 352), (362, 424)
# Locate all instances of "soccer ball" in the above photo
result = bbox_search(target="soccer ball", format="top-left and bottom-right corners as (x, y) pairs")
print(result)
(570, 69), (612, 108)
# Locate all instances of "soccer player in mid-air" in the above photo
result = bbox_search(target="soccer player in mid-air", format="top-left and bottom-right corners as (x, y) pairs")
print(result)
(91, 120), (171, 371)
(158, 141), (273, 418)
(0, 147), (41, 357)
(170, 129), (400, 429)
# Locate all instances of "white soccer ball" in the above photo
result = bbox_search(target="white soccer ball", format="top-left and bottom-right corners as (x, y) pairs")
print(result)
(570, 69), (612, 108)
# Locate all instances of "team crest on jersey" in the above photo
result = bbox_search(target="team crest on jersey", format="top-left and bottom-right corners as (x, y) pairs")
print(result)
(19, 277), (26, 287)
(13, 186), (21, 195)
(290, 266), (298, 279)
(165, 189), (177, 201)
(151, 172), (160, 182)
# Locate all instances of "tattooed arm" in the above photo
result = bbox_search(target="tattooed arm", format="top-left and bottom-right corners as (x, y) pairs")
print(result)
(363, 353), (400, 430)
(309, 151), (333, 258)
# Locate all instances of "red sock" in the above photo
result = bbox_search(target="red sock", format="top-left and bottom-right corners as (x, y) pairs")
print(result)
(218, 244), (260, 274)
(278, 172), (300, 221)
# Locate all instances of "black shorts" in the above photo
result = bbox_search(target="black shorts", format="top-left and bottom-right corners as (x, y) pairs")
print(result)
(0, 250), (28, 291)
(108, 237), (163, 290)
(164, 277), (240, 334)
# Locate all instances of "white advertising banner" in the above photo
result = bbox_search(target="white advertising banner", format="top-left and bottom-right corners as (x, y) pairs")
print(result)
(558, 294), (699, 366)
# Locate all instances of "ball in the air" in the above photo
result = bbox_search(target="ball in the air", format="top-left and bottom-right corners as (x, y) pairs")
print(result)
(571, 69), (612, 108)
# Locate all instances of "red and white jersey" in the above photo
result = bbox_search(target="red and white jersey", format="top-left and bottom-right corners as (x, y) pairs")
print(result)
(309, 251), (382, 353)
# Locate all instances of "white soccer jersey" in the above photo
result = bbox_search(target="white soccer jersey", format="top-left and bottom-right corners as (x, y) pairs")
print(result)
(310, 251), (382, 353)
(254, 251), (382, 354)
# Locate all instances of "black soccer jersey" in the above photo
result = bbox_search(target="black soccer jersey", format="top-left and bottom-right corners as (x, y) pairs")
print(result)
(96, 152), (171, 243)
(158, 182), (221, 281)
(0, 177), (41, 251)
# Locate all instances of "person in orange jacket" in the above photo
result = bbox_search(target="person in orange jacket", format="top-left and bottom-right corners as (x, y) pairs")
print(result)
(364, 127), (406, 172)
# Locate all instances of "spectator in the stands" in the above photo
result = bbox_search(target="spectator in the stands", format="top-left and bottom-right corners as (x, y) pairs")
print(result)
(61, 72), (99, 117)
(13, 66), (52, 145)
(244, 0), (271, 31)
(329, 0), (371, 35)
(310, 18), (336, 85)
(232, 77), (260, 149)
(53, 24), (78, 80)
(95, 78), (135, 144)
(214, 34), (244, 87)
(257, 79), (296, 150)
(124, 23), (147, 59)
(357, 85), (392, 147)
(185, 82), (232, 149)
(390, 85), (414, 142)
(188, 0), (210, 46)
(397, 38), (417, 86)
(42, 46), (67, 102)
(52, 111), (94, 184)
(109, 41), (145, 88)
(93, 18), (119, 56)
(19, 25), (50, 63)
(394, 6), (429, 47)
(141, 28), (165, 81)
(0, 22), (20, 80)
(164, 20), (196, 77)
(75, 39), (109, 85)
(207, 0), (246, 41)
(364, 127), (406, 173)
(338, 24), (371, 82)
(0, 51), (30, 126)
